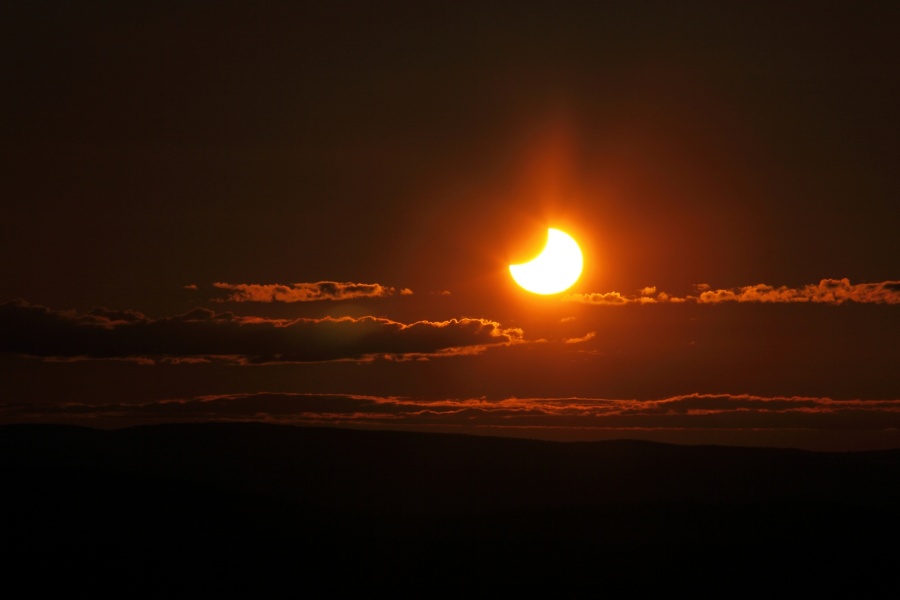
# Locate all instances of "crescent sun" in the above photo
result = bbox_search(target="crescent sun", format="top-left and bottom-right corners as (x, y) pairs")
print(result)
(509, 228), (583, 295)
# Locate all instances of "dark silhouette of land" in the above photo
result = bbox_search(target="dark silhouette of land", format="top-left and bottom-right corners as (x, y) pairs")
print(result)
(3, 423), (898, 593)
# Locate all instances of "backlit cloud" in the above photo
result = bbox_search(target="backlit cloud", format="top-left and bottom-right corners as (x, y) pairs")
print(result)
(694, 279), (900, 304)
(6, 392), (900, 451)
(0, 300), (522, 364)
(563, 332), (596, 344)
(567, 279), (900, 305)
(566, 291), (631, 306)
(212, 281), (402, 302)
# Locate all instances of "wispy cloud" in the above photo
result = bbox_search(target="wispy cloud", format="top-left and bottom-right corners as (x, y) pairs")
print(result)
(0, 300), (522, 364)
(212, 281), (403, 302)
(567, 279), (900, 305)
(563, 332), (596, 344)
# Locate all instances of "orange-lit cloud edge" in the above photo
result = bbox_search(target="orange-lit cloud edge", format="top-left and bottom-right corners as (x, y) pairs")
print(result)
(212, 281), (412, 302)
(5, 392), (900, 451)
(5, 273), (900, 451)
(568, 278), (900, 305)
(4, 277), (899, 366)
(0, 300), (522, 364)
(204, 278), (900, 306)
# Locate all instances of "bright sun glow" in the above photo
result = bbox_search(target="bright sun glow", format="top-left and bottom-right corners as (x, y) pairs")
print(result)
(509, 228), (583, 294)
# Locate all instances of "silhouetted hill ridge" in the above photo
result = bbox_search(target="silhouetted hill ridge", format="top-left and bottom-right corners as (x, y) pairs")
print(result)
(4, 422), (899, 591)
(4, 422), (900, 513)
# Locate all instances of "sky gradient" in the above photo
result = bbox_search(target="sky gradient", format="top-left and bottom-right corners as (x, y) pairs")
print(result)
(3, 2), (899, 450)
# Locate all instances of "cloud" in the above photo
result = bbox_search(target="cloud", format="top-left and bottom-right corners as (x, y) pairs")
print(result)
(0, 300), (523, 364)
(212, 281), (402, 302)
(566, 291), (631, 306)
(694, 279), (900, 304)
(567, 279), (900, 306)
(563, 332), (596, 344)
(8, 392), (900, 450)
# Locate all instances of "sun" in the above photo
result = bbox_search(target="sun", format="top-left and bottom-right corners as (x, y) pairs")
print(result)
(509, 228), (583, 294)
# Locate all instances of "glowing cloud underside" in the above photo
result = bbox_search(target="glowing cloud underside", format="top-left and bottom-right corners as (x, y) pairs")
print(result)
(510, 228), (584, 295)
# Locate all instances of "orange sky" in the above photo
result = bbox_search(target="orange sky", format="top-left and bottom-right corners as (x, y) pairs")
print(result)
(2, 2), (899, 450)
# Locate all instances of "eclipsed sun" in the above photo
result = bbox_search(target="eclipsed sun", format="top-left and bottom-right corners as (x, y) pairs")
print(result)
(509, 228), (583, 295)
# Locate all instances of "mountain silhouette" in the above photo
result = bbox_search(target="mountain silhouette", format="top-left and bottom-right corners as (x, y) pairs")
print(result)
(3, 422), (898, 593)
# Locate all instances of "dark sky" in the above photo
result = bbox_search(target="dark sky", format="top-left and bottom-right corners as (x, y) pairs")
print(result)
(2, 2), (899, 450)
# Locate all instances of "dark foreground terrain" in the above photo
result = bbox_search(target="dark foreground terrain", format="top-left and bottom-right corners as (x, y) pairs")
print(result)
(3, 423), (899, 594)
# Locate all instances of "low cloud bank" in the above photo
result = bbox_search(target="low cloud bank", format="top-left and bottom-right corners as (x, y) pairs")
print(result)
(5, 392), (900, 450)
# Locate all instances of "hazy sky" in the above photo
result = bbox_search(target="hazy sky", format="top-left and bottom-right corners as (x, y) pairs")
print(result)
(3, 2), (899, 450)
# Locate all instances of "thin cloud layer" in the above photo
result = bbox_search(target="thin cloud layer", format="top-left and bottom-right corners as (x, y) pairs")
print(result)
(567, 278), (900, 305)
(694, 279), (900, 304)
(212, 281), (402, 302)
(6, 392), (900, 450)
(0, 300), (522, 364)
